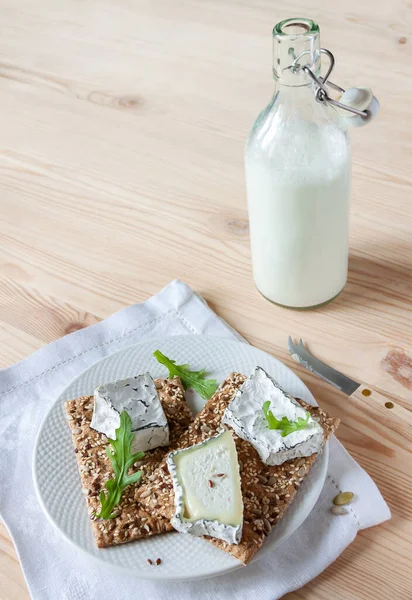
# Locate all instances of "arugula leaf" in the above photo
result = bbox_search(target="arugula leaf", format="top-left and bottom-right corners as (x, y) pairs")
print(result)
(95, 411), (144, 520)
(262, 401), (310, 438)
(153, 350), (219, 400)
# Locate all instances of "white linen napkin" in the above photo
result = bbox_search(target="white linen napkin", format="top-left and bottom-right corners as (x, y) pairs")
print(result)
(0, 280), (390, 600)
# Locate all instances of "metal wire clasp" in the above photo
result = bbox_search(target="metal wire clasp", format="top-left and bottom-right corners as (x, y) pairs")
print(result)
(300, 48), (369, 118)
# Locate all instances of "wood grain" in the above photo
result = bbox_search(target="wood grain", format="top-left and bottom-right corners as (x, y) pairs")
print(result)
(0, 0), (411, 598)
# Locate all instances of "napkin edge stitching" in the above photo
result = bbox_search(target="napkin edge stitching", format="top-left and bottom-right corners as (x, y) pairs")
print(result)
(175, 309), (199, 335)
(327, 474), (360, 528)
(0, 308), (179, 398)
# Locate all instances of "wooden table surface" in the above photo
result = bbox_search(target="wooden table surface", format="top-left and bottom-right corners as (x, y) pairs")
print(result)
(0, 1), (411, 598)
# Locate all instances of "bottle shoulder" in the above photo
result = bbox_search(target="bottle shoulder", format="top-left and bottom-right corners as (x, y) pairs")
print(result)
(245, 89), (351, 183)
(246, 88), (350, 164)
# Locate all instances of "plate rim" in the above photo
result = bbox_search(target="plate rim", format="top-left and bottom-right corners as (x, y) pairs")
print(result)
(32, 334), (328, 580)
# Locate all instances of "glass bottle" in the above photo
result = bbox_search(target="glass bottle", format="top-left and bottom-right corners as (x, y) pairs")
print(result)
(245, 18), (351, 308)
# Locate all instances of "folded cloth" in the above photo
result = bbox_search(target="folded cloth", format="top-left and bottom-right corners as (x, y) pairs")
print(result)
(0, 280), (390, 600)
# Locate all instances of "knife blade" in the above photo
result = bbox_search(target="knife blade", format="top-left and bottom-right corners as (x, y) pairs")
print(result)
(288, 337), (359, 395)
(288, 336), (412, 442)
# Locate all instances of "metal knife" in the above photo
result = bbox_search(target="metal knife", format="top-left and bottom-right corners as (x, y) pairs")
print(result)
(288, 337), (412, 439)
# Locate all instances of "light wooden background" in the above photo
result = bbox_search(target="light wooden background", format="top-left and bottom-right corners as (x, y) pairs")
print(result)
(0, 0), (411, 598)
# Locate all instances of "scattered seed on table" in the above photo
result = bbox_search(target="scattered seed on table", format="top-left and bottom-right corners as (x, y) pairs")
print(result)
(333, 492), (354, 506)
(147, 559), (153, 565)
(330, 506), (348, 516)
(156, 558), (162, 566)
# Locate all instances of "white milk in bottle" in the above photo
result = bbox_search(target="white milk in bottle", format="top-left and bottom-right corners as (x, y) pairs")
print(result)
(245, 19), (351, 308)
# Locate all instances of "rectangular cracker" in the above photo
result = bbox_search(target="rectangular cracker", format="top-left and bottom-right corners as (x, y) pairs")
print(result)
(65, 377), (193, 548)
(136, 373), (339, 564)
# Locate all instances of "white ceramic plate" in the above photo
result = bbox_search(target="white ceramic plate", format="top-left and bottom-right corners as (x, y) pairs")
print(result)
(33, 335), (328, 580)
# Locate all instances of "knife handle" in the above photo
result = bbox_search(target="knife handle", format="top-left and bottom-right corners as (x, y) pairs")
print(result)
(350, 385), (412, 441)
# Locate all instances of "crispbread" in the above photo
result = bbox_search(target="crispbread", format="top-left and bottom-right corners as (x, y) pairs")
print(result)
(65, 377), (192, 548)
(136, 373), (339, 564)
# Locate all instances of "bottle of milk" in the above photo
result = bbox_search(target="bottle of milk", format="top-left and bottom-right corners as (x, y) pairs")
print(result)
(245, 18), (351, 308)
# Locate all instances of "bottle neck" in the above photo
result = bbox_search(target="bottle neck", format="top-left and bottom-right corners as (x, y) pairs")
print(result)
(272, 18), (321, 87)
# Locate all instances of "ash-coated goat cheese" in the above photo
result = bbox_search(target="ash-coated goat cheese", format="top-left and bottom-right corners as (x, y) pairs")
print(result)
(167, 430), (243, 544)
(222, 366), (323, 466)
(90, 373), (169, 452)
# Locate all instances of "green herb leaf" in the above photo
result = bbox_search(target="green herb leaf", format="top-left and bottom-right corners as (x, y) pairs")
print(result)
(262, 401), (310, 438)
(95, 411), (145, 520)
(153, 350), (219, 399)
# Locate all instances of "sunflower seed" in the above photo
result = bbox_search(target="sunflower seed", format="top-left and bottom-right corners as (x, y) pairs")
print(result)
(140, 489), (151, 499)
(201, 424), (211, 433)
(267, 475), (277, 486)
(263, 518), (271, 534)
(257, 474), (268, 484)
(333, 492), (354, 506)
(296, 458), (306, 468)
(330, 505), (348, 516)
(298, 467), (307, 477)
(72, 428), (81, 435)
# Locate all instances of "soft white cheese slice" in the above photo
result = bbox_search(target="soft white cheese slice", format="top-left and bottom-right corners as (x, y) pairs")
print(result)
(90, 373), (169, 452)
(222, 366), (324, 466)
(167, 430), (243, 544)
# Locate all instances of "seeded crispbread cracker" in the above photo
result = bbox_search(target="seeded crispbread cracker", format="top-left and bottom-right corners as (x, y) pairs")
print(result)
(135, 373), (339, 564)
(65, 377), (193, 548)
